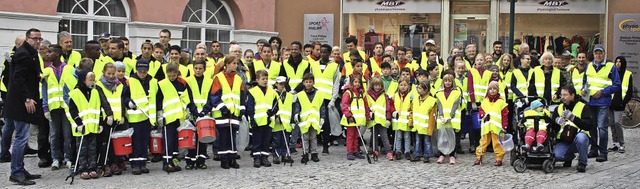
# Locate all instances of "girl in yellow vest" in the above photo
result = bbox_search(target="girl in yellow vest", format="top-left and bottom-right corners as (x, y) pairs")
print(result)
(292, 73), (326, 163)
(96, 63), (126, 177)
(67, 71), (113, 179)
(522, 100), (552, 151)
(392, 76), (413, 160)
(435, 72), (463, 164)
(247, 70), (279, 168)
(341, 74), (371, 160)
(474, 81), (509, 166)
(198, 56), (246, 169)
(114, 61), (128, 83)
(157, 63), (190, 172)
(410, 82), (437, 163)
(184, 58), (211, 170)
(366, 77), (394, 160)
(272, 76), (294, 164)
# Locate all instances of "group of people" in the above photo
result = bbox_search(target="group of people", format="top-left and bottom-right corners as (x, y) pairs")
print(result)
(0, 27), (633, 185)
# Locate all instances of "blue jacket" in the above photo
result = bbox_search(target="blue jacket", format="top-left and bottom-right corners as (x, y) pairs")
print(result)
(582, 60), (621, 107)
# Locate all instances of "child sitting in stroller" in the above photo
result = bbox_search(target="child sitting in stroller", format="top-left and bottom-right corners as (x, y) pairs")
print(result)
(521, 100), (552, 151)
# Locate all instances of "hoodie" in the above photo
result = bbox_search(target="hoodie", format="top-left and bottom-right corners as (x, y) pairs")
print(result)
(612, 56), (633, 111)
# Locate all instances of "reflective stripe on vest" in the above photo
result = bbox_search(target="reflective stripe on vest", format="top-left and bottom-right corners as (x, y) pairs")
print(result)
(512, 68), (531, 99)
(249, 86), (278, 127)
(479, 98), (507, 136)
(310, 62), (339, 100)
(254, 59), (281, 86)
(96, 81), (124, 121)
(366, 93), (388, 128)
(436, 88), (462, 131)
(620, 71), (632, 100)
(297, 91), (323, 134)
(412, 96), (437, 134)
(273, 92), (294, 132)
(386, 81), (398, 98)
(557, 102), (590, 138)
(571, 68), (585, 95)
(523, 109), (551, 130)
(186, 76), (213, 113)
(283, 59), (310, 90)
(66, 88), (101, 136)
(213, 72), (243, 118)
(533, 66), (561, 102)
(340, 90), (367, 127)
(127, 78), (158, 125)
(369, 57), (382, 76)
(585, 62), (614, 96)
(43, 68), (66, 110)
(61, 50), (82, 67)
(158, 79), (186, 124)
(393, 93), (412, 131)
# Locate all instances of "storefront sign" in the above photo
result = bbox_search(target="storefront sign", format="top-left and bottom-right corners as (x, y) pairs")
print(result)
(499, 0), (605, 14)
(343, 0), (441, 14)
(613, 14), (640, 90)
(304, 14), (334, 46)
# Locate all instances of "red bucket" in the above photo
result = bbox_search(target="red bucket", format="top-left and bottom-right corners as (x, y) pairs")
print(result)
(196, 116), (217, 143)
(149, 130), (163, 154)
(111, 129), (133, 156)
(178, 128), (196, 150)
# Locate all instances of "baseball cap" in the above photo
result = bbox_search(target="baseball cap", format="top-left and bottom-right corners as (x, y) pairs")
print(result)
(561, 50), (573, 59)
(99, 32), (111, 40)
(136, 58), (150, 71)
(593, 44), (605, 52)
(276, 76), (287, 83)
(425, 39), (436, 46)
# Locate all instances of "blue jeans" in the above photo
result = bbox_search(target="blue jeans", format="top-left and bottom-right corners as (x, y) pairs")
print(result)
(394, 130), (411, 154)
(49, 110), (73, 162)
(9, 119), (30, 177)
(589, 106), (609, 156)
(1, 119), (15, 158)
(554, 132), (589, 165)
(414, 133), (432, 158)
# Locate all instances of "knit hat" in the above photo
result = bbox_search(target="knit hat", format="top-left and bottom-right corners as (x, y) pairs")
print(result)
(530, 100), (543, 110)
(114, 61), (126, 70)
(488, 65), (499, 71)
(136, 58), (149, 71)
(488, 81), (499, 91)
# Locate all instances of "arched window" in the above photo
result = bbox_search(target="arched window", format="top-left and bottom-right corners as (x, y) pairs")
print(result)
(57, 0), (129, 50)
(182, 0), (233, 53)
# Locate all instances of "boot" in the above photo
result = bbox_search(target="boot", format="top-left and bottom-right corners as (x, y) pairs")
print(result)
(253, 158), (261, 168)
(301, 154), (309, 164)
(311, 153), (320, 162)
(213, 154), (221, 161)
(261, 156), (272, 167)
(221, 160), (230, 169)
(322, 144), (329, 154)
(131, 166), (141, 175)
(230, 159), (240, 169)
(140, 165), (149, 173)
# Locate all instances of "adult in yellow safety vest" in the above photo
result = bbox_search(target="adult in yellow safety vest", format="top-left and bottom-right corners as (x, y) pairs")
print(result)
(253, 45), (285, 86)
(528, 52), (566, 104)
(283, 41), (311, 92)
(310, 44), (341, 154)
(58, 31), (82, 67)
(369, 42), (385, 77)
(609, 56), (633, 152)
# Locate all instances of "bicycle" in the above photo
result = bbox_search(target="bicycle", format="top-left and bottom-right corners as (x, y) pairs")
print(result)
(621, 87), (640, 129)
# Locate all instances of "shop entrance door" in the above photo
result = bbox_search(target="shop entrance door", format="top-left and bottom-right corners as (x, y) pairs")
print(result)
(451, 15), (489, 54)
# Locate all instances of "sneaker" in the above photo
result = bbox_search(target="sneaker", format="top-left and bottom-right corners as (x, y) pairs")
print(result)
(449, 156), (456, 165)
(437, 156), (445, 164)
(110, 164), (122, 175)
(89, 171), (99, 179)
(80, 172), (91, 179)
(38, 159), (52, 168)
(346, 153), (356, 160)
(301, 154), (309, 164)
(596, 156), (608, 162)
(587, 151), (599, 158)
(423, 157), (430, 163)
(354, 152), (365, 159)
(64, 161), (71, 169)
(619, 146), (625, 153)
(118, 162), (127, 171)
(311, 153), (320, 162)
(608, 146), (619, 152)
(394, 152), (403, 160)
(101, 166), (112, 177)
(386, 152), (393, 160)
(405, 153), (411, 160)
(494, 160), (503, 166)
(474, 159), (482, 165)
(521, 144), (531, 152)
(196, 163), (207, 169)
(410, 155), (421, 162)
(184, 164), (194, 170)
(576, 163), (586, 173)
(253, 158), (262, 168)
(51, 160), (60, 171)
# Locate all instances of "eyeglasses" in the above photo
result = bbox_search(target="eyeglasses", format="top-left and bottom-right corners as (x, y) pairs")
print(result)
(30, 37), (43, 41)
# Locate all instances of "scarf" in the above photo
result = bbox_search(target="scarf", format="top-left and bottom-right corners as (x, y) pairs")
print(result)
(100, 75), (120, 91)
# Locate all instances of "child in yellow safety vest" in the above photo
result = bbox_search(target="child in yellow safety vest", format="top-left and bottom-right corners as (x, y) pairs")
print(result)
(184, 58), (211, 170)
(522, 100), (552, 151)
(366, 77), (394, 160)
(292, 73), (327, 164)
(246, 70), (279, 168)
(67, 71), (113, 179)
(392, 76), (413, 160)
(435, 71), (464, 165)
(341, 74), (371, 160)
(474, 81), (509, 166)
(271, 76), (295, 164)
(157, 63), (190, 172)
(95, 63), (127, 177)
(410, 82), (437, 163)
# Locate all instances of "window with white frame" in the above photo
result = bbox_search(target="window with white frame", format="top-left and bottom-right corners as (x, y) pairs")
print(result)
(181, 0), (233, 54)
(57, 0), (129, 51)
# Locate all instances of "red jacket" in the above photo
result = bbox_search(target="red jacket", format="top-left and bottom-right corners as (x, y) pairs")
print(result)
(478, 94), (509, 130)
(341, 86), (370, 121)
(367, 89), (394, 120)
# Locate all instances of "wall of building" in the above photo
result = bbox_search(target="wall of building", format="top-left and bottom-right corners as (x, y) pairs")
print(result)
(275, 0), (340, 47)
(607, 0), (638, 59)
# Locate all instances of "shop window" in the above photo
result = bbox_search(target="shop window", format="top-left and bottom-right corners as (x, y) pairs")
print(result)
(57, 0), (129, 51)
(181, 0), (233, 53)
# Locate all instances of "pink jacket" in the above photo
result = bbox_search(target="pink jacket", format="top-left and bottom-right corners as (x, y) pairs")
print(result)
(341, 86), (371, 121)
(367, 89), (394, 120)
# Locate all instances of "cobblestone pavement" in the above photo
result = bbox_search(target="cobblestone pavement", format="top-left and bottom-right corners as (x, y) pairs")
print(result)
(2, 127), (640, 188)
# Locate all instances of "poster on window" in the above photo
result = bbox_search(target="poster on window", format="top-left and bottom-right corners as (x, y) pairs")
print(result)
(304, 14), (334, 46)
(454, 23), (468, 41)
(613, 14), (640, 91)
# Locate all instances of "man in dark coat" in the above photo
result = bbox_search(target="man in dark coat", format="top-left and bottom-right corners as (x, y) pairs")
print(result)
(6, 28), (44, 185)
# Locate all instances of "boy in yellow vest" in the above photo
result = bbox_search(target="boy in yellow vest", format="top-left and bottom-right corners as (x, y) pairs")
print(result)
(246, 70), (279, 168)
(271, 76), (294, 164)
(122, 58), (159, 175)
(185, 58), (211, 169)
(293, 73), (327, 163)
(157, 63), (189, 172)
(67, 71), (113, 179)
(380, 62), (398, 98)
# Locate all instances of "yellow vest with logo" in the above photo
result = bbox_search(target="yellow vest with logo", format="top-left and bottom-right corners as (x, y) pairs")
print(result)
(283, 59), (310, 90)
(297, 90), (323, 134)
(43, 67), (66, 110)
(249, 86), (278, 127)
(126, 78), (158, 125)
(480, 98), (507, 135)
(366, 92), (388, 128)
(273, 92), (294, 132)
(412, 95), (437, 135)
(393, 93), (412, 131)
(158, 79), (189, 124)
(523, 109), (551, 131)
(66, 88), (101, 136)
(186, 76), (213, 113)
(532, 66), (561, 103)
(557, 102), (590, 138)
(436, 88), (462, 131)
(340, 90), (367, 127)
(212, 72), (243, 119)
(585, 62), (614, 96)
(310, 61), (339, 100)
(96, 81), (123, 122)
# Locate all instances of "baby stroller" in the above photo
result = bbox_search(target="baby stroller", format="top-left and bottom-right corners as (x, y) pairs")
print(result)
(510, 96), (556, 173)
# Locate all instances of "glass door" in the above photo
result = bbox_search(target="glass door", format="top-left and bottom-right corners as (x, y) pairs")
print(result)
(451, 15), (489, 54)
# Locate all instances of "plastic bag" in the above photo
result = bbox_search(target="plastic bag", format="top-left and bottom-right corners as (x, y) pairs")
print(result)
(236, 116), (250, 150)
(177, 120), (196, 131)
(111, 128), (134, 138)
(437, 126), (455, 155)
(329, 106), (343, 136)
